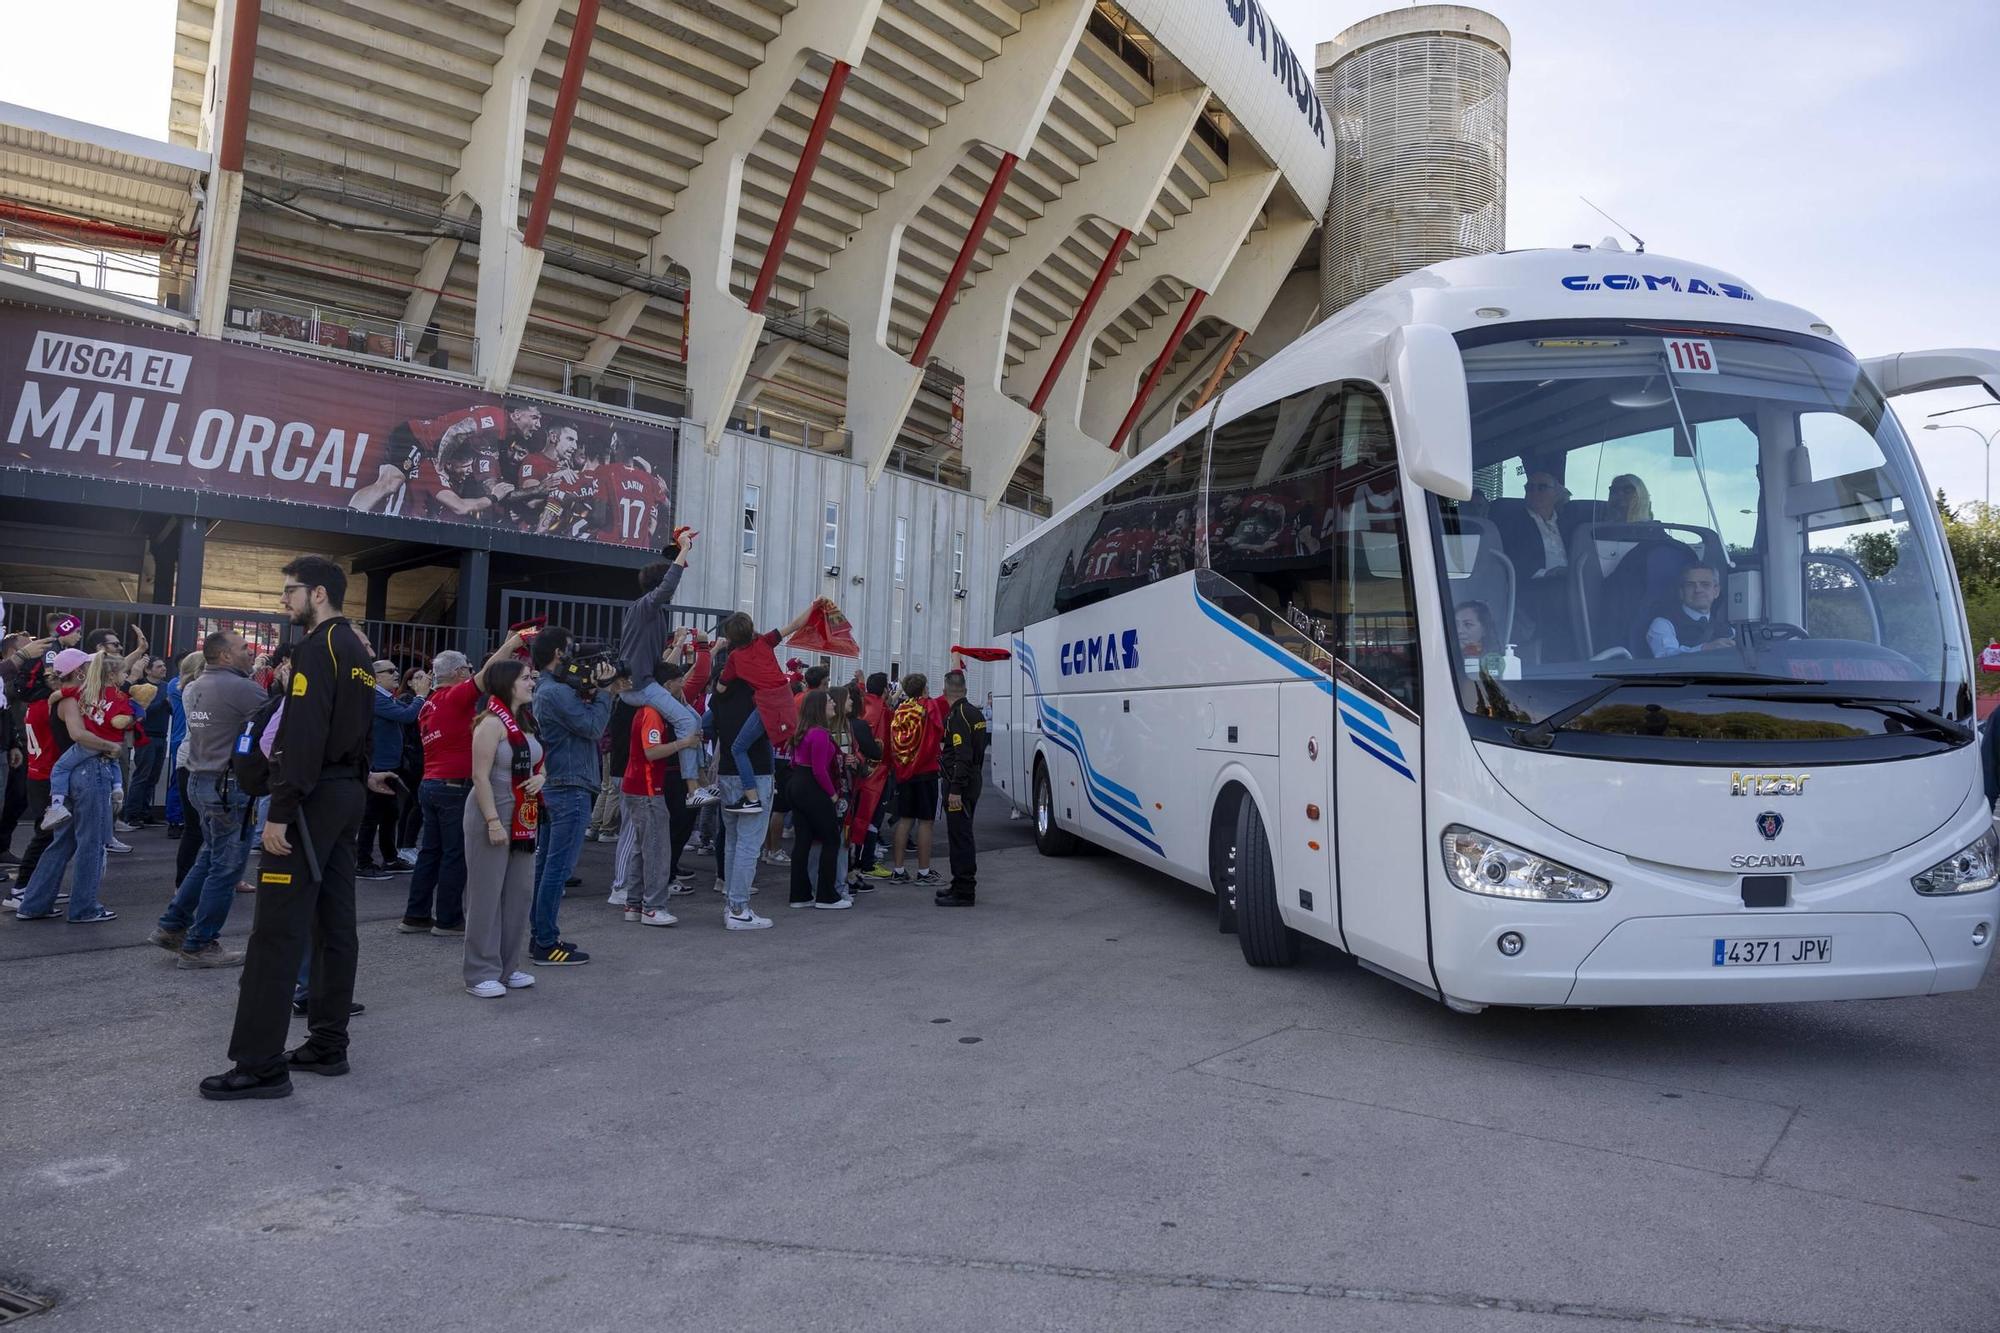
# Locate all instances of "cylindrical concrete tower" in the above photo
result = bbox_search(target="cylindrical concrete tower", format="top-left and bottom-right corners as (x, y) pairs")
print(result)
(1316, 6), (1511, 315)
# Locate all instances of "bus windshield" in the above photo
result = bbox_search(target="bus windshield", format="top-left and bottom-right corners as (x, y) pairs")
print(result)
(1436, 319), (1971, 759)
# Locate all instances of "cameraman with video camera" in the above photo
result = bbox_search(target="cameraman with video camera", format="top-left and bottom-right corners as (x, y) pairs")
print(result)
(528, 627), (623, 967)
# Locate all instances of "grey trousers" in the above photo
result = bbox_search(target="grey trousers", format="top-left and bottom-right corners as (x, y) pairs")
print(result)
(462, 792), (533, 985)
(620, 792), (672, 911)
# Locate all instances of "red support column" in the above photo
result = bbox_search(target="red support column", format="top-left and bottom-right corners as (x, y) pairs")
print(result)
(1108, 288), (1207, 453)
(523, 0), (601, 251)
(909, 152), (1018, 367)
(748, 60), (852, 315)
(1029, 227), (1131, 415)
(216, 0), (264, 173)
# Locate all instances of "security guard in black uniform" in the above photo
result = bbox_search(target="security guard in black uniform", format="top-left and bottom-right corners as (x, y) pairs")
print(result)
(201, 555), (377, 1101)
(936, 669), (988, 908)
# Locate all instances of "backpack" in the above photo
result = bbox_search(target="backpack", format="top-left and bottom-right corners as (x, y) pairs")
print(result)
(230, 692), (287, 799)
(888, 697), (930, 776)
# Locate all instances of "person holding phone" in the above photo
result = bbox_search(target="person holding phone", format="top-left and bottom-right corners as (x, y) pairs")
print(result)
(461, 660), (544, 997)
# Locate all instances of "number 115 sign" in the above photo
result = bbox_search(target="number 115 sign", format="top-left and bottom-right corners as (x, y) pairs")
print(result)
(1665, 337), (1717, 374)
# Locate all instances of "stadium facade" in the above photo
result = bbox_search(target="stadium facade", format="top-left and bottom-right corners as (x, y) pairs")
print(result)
(0, 1), (1498, 676)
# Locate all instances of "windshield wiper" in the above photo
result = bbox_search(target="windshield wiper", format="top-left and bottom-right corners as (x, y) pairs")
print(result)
(1707, 690), (1972, 743)
(1510, 671), (1814, 751)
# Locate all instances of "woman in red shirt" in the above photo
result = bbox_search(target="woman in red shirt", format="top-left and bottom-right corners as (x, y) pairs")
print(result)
(12, 650), (123, 923)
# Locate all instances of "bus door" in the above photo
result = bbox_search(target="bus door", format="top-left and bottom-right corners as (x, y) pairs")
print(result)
(1330, 388), (1433, 988)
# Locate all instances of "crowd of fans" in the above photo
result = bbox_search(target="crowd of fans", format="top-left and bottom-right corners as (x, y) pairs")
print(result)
(0, 529), (990, 1101)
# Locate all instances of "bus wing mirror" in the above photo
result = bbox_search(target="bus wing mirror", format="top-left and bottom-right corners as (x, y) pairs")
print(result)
(1387, 323), (1474, 501)
(1859, 347), (2000, 403)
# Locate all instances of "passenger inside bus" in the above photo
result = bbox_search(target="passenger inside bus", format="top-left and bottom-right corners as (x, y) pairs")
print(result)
(1456, 600), (1499, 658)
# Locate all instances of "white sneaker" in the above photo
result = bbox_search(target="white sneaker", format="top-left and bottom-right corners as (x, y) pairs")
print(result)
(1, 895), (20, 912)
(687, 785), (721, 807)
(711, 878), (727, 895)
(466, 980), (506, 998)
(113, 819), (138, 834)
(606, 889), (627, 906)
(762, 849), (792, 865)
(640, 907), (677, 927)
(104, 837), (133, 854)
(669, 883), (695, 897)
(623, 906), (641, 923)
(724, 907), (772, 931)
(813, 897), (853, 911)
(395, 849), (418, 869)
(503, 971), (536, 989)
(39, 803), (70, 831)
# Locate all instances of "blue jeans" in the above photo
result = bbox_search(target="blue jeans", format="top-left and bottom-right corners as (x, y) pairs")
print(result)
(531, 785), (593, 948)
(729, 711), (766, 791)
(16, 754), (115, 919)
(719, 772), (773, 911)
(407, 779), (470, 927)
(47, 743), (92, 805)
(124, 740), (164, 820)
(156, 776), (252, 948)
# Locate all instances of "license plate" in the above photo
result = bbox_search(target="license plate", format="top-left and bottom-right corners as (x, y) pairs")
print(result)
(1712, 937), (1832, 967)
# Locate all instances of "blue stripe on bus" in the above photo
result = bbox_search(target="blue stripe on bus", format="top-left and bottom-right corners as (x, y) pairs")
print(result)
(1334, 683), (1388, 730)
(1191, 586), (1335, 696)
(1347, 733), (1416, 782)
(1014, 639), (1163, 854)
(1338, 707), (1403, 759)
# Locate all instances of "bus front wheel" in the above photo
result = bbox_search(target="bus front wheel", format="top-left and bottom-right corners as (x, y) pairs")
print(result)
(1234, 798), (1298, 967)
(1033, 761), (1079, 857)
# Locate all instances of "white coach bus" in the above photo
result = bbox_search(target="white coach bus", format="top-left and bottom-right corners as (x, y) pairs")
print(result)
(989, 245), (2000, 1011)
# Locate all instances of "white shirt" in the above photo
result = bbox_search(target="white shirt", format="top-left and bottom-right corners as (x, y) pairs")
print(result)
(1529, 510), (1566, 574)
(1647, 604), (1722, 658)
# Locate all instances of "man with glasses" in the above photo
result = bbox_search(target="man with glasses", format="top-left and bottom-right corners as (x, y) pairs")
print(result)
(1646, 565), (1736, 658)
(201, 556), (376, 1102)
(1495, 470), (1575, 660)
(356, 659), (426, 881)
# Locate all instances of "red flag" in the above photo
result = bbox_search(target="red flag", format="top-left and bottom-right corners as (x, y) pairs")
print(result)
(948, 645), (1011, 662)
(787, 599), (861, 658)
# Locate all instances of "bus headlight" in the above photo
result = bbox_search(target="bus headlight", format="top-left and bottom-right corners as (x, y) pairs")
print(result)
(1911, 826), (2000, 896)
(1442, 826), (1610, 902)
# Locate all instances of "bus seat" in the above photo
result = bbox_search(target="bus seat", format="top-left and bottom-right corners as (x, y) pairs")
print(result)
(1439, 512), (1517, 649)
(1565, 521), (1726, 657)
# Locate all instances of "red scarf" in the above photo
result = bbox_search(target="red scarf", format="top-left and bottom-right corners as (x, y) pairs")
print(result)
(489, 700), (540, 847)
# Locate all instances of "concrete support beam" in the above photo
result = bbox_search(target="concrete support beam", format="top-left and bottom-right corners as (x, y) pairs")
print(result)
(1035, 163), (1280, 510)
(811, 0), (1091, 482)
(581, 0), (882, 455)
(939, 85), (1208, 509)
(194, 0), (261, 336)
(459, 0), (565, 390)
(738, 338), (801, 410)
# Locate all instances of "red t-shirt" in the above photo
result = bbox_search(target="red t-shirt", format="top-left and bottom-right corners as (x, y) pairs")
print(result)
(411, 404), (509, 453)
(419, 679), (481, 780)
(23, 698), (58, 781)
(592, 463), (668, 545)
(403, 453), (499, 521)
(620, 706), (669, 796)
(61, 684), (131, 745)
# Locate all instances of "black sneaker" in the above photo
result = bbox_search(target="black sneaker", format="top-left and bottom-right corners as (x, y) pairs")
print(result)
(531, 940), (590, 966)
(355, 863), (394, 881)
(397, 916), (434, 934)
(566, 876), (582, 889)
(915, 868), (940, 885)
(198, 1066), (292, 1101)
(848, 879), (878, 895)
(934, 891), (975, 907)
(889, 869), (911, 884)
(724, 793), (763, 813)
(287, 1046), (350, 1077)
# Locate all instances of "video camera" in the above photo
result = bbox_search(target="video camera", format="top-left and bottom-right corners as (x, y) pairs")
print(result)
(551, 641), (628, 694)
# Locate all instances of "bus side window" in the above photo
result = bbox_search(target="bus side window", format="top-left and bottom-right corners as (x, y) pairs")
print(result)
(1333, 388), (1421, 711)
(1205, 384), (1342, 651)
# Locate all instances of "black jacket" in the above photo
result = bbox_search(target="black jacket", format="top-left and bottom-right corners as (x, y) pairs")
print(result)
(268, 616), (376, 823)
(939, 698), (987, 794)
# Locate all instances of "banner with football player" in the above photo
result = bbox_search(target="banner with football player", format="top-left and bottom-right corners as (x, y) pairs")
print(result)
(0, 308), (676, 550)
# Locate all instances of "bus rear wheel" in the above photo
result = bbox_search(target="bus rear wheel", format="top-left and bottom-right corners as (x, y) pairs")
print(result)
(1234, 798), (1298, 967)
(1033, 761), (1078, 857)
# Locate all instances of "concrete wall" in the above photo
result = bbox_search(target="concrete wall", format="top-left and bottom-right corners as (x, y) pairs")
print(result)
(672, 429), (1041, 685)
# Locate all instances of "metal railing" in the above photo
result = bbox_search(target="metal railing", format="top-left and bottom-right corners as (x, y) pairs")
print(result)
(0, 592), (479, 668)
(499, 590), (729, 656)
(227, 284), (481, 378)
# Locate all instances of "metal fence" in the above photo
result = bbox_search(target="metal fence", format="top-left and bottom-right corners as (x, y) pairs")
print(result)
(0, 592), (476, 670)
(499, 590), (730, 657)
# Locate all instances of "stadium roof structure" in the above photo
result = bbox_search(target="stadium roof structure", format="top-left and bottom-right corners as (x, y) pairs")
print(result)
(6, 1), (1334, 509)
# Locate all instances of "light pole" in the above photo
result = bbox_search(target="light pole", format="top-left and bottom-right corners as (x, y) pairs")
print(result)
(1924, 416), (2000, 511)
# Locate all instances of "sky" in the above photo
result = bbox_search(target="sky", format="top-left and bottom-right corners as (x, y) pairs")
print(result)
(4, 0), (1996, 503)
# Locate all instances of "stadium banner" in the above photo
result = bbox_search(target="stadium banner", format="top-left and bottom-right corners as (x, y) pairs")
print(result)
(0, 309), (676, 549)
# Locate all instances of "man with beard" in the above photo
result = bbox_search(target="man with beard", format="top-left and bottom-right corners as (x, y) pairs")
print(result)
(200, 555), (376, 1102)
(402, 437), (511, 522)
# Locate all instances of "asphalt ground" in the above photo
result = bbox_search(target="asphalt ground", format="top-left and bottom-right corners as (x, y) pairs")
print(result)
(0, 800), (1994, 1333)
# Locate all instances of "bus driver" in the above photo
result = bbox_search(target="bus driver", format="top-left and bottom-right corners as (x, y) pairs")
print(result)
(1645, 565), (1734, 657)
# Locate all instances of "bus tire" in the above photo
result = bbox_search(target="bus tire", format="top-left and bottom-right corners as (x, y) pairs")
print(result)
(1234, 797), (1297, 967)
(1033, 760), (1079, 857)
